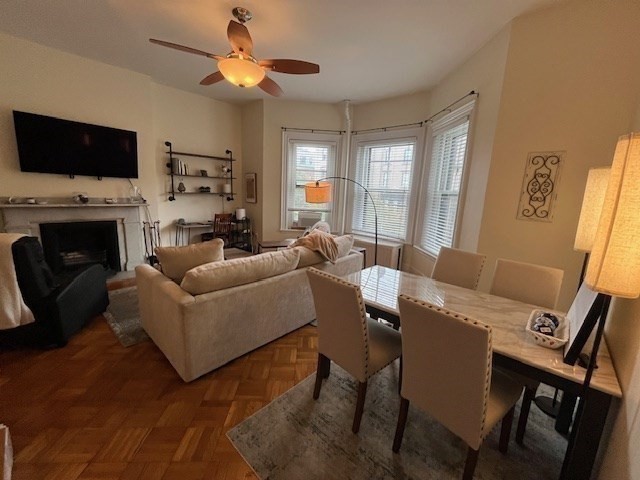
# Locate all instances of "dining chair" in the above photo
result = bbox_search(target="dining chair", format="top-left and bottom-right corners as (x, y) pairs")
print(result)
(307, 267), (402, 434)
(212, 213), (233, 246)
(431, 247), (487, 290)
(393, 295), (523, 479)
(490, 258), (564, 445)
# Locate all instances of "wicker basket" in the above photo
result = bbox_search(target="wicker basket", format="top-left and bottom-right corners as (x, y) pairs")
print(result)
(525, 309), (568, 349)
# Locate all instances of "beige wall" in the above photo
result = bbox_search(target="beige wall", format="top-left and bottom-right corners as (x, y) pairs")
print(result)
(151, 83), (242, 244)
(477, 0), (640, 310)
(241, 100), (264, 243)
(0, 33), (242, 249)
(350, 25), (511, 277)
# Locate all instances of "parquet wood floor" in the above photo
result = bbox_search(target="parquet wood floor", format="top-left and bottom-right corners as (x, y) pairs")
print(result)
(0, 286), (320, 480)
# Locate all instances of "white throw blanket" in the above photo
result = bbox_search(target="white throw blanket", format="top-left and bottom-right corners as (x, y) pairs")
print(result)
(0, 233), (35, 329)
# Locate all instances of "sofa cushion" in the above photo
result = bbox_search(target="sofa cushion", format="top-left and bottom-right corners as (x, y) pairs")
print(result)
(180, 248), (301, 295)
(155, 239), (224, 283)
(336, 234), (355, 258)
(295, 234), (355, 268)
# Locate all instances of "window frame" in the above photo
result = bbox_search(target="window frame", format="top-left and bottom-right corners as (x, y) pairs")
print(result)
(280, 130), (344, 232)
(413, 100), (476, 257)
(346, 127), (424, 242)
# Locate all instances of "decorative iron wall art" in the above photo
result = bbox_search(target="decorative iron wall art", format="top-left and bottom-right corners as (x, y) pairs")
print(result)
(516, 151), (564, 222)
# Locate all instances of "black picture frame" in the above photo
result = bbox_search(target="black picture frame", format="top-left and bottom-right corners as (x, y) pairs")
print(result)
(563, 283), (607, 366)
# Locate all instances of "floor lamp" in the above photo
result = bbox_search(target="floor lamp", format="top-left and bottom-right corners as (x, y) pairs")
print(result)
(562, 133), (640, 475)
(305, 177), (378, 266)
(535, 167), (610, 419)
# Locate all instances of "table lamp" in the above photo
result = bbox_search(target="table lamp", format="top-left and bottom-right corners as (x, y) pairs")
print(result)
(582, 132), (640, 389)
(535, 166), (611, 420)
(305, 177), (378, 265)
(574, 167), (611, 283)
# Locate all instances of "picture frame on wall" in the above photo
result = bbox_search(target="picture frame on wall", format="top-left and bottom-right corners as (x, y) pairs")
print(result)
(245, 173), (257, 203)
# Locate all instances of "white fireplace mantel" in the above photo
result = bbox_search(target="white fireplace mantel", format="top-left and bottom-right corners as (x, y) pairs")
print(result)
(0, 201), (147, 271)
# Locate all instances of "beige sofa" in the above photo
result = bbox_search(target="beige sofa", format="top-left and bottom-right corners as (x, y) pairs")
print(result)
(135, 249), (363, 382)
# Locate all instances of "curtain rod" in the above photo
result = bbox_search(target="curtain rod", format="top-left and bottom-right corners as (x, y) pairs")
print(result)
(352, 121), (424, 135)
(351, 90), (479, 135)
(424, 90), (479, 124)
(281, 90), (479, 136)
(281, 127), (345, 134)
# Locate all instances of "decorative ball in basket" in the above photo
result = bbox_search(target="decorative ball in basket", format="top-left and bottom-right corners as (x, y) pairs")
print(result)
(525, 310), (568, 349)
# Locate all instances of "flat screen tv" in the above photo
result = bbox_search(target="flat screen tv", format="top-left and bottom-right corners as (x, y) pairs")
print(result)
(13, 110), (138, 179)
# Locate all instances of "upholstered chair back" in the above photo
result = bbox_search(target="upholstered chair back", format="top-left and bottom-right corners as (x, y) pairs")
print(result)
(490, 258), (564, 309)
(398, 294), (492, 450)
(307, 268), (368, 382)
(431, 247), (486, 290)
(11, 236), (56, 307)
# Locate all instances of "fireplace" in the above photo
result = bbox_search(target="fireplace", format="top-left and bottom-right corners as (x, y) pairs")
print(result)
(40, 221), (121, 275)
(0, 200), (145, 271)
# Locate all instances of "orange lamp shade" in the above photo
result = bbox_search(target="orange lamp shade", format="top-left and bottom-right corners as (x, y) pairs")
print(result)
(305, 181), (332, 203)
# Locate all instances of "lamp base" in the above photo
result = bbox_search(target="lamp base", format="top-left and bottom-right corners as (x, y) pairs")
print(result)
(534, 395), (561, 418)
(577, 352), (599, 369)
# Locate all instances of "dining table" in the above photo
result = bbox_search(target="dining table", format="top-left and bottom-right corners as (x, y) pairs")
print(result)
(342, 265), (622, 480)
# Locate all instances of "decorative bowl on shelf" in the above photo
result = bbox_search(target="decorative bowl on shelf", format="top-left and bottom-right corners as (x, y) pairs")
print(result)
(525, 309), (568, 349)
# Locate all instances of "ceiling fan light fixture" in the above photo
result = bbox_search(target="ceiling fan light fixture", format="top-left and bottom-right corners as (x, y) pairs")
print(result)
(218, 54), (265, 88)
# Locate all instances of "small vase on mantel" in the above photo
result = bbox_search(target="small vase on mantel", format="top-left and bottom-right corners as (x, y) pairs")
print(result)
(177, 182), (186, 193)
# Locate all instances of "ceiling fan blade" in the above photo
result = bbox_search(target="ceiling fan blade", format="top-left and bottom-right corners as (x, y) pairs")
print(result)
(258, 76), (283, 97)
(227, 20), (253, 55)
(149, 39), (223, 60)
(200, 71), (225, 86)
(259, 59), (320, 75)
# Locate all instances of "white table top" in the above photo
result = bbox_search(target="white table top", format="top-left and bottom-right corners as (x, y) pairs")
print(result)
(343, 266), (622, 398)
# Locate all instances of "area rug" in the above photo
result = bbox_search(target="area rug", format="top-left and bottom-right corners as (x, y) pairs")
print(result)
(104, 287), (149, 347)
(227, 361), (566, 480)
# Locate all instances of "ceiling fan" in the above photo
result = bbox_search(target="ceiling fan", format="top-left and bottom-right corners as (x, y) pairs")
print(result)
(149, 7), (319, 97)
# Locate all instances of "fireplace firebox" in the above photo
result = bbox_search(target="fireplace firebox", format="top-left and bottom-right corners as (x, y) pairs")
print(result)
(40, 221), (121, 275)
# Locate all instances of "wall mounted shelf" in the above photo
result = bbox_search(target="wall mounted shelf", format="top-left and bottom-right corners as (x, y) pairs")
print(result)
(165, 141), (234, 201)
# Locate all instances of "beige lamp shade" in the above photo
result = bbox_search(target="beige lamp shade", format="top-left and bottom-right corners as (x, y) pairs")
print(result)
(585, 133), (640, 298)
(218, 55), (265, 88)
(305, 181), (332, 203)
(574, 167), (611, 252)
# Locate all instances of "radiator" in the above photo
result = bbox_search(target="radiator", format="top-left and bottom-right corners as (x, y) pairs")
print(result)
(353, 238), (403, 269)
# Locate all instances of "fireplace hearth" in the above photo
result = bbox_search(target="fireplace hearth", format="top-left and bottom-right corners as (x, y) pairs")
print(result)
(40, 221), (121, 275)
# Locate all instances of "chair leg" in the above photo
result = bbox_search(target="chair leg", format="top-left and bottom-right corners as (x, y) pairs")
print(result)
(323, 358), (331, 379)
(499, 406), (515, 454)
(313, 354), (330, 400)
(398, 356), (403, 394)
(352, 381), (368, 434)
(463, 447), (480, 480)
(392, 397), (410, 452)
(516, 386), (536, 445)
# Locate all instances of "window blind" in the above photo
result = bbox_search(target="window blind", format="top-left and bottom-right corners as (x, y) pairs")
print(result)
(351, 140), (416, 241)
(419, 120), (469, 256)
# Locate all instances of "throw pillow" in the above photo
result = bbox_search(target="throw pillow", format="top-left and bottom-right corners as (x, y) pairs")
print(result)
(155, 239), (224, 283)
(180, 248), (301, 295)
(288, 230), (338, 263)
(335, 234), (355, 258)
(294, 234), (355, 268)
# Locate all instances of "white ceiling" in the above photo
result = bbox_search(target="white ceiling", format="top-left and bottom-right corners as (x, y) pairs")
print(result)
(0, 0), (558, 105)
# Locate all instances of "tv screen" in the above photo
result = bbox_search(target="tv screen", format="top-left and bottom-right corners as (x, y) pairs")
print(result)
(13, 110), (138, 179)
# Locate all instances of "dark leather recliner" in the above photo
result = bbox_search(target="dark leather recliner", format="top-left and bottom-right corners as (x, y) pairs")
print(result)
(0, 236), (109, 348)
